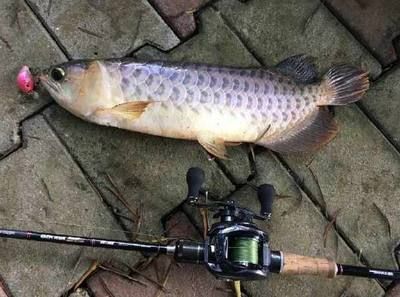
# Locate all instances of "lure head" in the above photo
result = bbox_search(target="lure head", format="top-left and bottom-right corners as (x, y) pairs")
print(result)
(39, 61), (114, 118)
(17, 65), (35, 94)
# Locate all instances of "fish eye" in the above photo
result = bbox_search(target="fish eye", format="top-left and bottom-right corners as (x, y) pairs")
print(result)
(50, 67), (65, 82)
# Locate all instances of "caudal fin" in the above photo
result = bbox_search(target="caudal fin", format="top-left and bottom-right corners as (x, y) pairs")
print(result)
(320, 65), (369, 105)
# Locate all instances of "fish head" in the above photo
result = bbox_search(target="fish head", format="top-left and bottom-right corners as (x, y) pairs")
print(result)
(39, 61), (106, 117)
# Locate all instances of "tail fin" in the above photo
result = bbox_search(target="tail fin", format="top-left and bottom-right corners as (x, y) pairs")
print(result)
(320, 65), (369, 105)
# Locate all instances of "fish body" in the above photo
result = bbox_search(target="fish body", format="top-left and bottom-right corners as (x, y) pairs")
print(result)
(38, 56), (369, 158)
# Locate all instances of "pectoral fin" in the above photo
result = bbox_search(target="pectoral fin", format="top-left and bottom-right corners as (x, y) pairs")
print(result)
(95, 101), (152, 120)
(198, 136), (229, 159)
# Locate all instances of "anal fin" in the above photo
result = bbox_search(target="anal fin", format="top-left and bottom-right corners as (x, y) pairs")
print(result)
(260, 108), (338, 153)
(198, 136), (229, 159)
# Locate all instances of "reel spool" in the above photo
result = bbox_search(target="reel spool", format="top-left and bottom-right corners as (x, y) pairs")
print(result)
(228, 236), (260, 266)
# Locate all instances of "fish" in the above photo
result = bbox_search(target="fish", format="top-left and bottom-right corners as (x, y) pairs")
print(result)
(35, 55), (369, 158)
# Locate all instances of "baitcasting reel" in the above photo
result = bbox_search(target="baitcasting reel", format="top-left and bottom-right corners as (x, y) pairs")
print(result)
(0, 167), (399, 282)
(179, 167), (276, 281)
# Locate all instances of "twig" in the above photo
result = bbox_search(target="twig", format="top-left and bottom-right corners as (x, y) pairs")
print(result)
(215, 287), (233, 293)
(24, 134), (41, 141)
(275, 194), (292, 199)
(105, 173), (139, 220)
(133, 201), (144, 240)
(0, 272), (14, 297)
(154, 262), (172, 297)
(323, 209), (341, 248)
(10, 1), (22, 31)
(129, 266), (168, 292)
(372, 202), (392, 239)
(233, 281), (241, 297)
(111, 258), (167, 291)
(40, 178), (53, 202)
(134, 256), (158, 271)
(279, 186), (303, 217)
(254, 125), (271, 143)
(47, 0), (53, 16)
(154, 259), (162, 282)
(200, 208), (209, 240)
(99, 264), (147, 287)
(99, 277), (116, 297)
(114, 212), (135, 222)
(73, 260), (99, 291)
(0, 36), (12, 51)
(247, 144), (258, 180)
(306, 167), (327, 213)
(357, 249), (363, 262)
(303, 2), (321, 33)
(77, 26), (104, 38)
(86, 177), (111, 205)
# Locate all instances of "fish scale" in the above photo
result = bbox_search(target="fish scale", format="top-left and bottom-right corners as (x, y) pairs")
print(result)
(117, 62), (314, 140)
(37, 56), (369, 158)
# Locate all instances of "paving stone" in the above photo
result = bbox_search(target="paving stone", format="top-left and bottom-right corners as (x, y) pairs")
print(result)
(231, 152), (384, 297)
(325, 0), (400, 66)
(215, 0), (399, 271)
(0, 115), (139, 297)
(281, 106), (400, 269)
(44, 105), (234, 236)
(385, 281), (400, 297)
(361, 67), (400, 148)
(135, 8), (258, 185)
(0, 0), (65, 157)
(214, 0), (382, 78)
(27, 0), (180, 59)
(87, 211), (231, 297)
(148, 0), (211, 39)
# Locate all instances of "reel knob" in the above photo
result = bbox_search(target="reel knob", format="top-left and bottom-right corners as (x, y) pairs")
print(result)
(186, 167), (205, 202)
(257, 184), (275, 219)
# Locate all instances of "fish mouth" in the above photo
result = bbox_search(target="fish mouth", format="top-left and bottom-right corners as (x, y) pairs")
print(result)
(39, 74), (61, 94)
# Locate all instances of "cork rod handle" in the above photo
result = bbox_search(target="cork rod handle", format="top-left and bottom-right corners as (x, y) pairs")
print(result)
(281, 253), (338, 278)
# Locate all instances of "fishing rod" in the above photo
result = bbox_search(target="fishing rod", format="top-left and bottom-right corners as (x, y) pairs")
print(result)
(0, 167), (399, 282)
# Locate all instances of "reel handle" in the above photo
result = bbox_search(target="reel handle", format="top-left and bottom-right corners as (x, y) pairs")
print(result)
(257, 184), (275, 218)
(186, 167), (205, 201)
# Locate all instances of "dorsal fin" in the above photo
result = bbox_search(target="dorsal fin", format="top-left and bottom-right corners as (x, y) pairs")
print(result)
(275, 55), (318, 84)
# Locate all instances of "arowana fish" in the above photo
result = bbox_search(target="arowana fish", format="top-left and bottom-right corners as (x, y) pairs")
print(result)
(21, 55), (369, 158)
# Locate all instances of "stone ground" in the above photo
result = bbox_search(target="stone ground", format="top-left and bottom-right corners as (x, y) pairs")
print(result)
(0, 0), (399, 296)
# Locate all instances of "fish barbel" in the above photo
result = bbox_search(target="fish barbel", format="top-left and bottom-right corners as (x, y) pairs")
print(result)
(37, 55), (369, 158)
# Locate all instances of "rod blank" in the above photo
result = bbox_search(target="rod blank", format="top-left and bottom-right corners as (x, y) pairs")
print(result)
(0, 228), (173, 254)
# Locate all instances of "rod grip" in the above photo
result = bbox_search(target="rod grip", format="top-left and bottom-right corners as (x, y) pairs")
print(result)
(281, 253), (337, 278)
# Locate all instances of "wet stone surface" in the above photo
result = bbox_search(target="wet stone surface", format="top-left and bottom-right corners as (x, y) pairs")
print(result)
(214, 0), (382, 78)
(148, 0), (212, 39)
(325, 0), (400, 66)
(0, 0), (65, 157)
(27, 0), (180, 59)
(0, 116), (139, 297)
(282, 106), (400, 270)
(361, 67), (400, 149)
(87, 211), (232, 297)
(134, 8), (258, 185)
(43, 105), (234, 236)
(0, 0), (399, 296)
(232, 152), (384, 297)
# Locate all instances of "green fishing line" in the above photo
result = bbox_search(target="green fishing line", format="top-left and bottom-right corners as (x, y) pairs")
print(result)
(228, 237), (259, 265)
